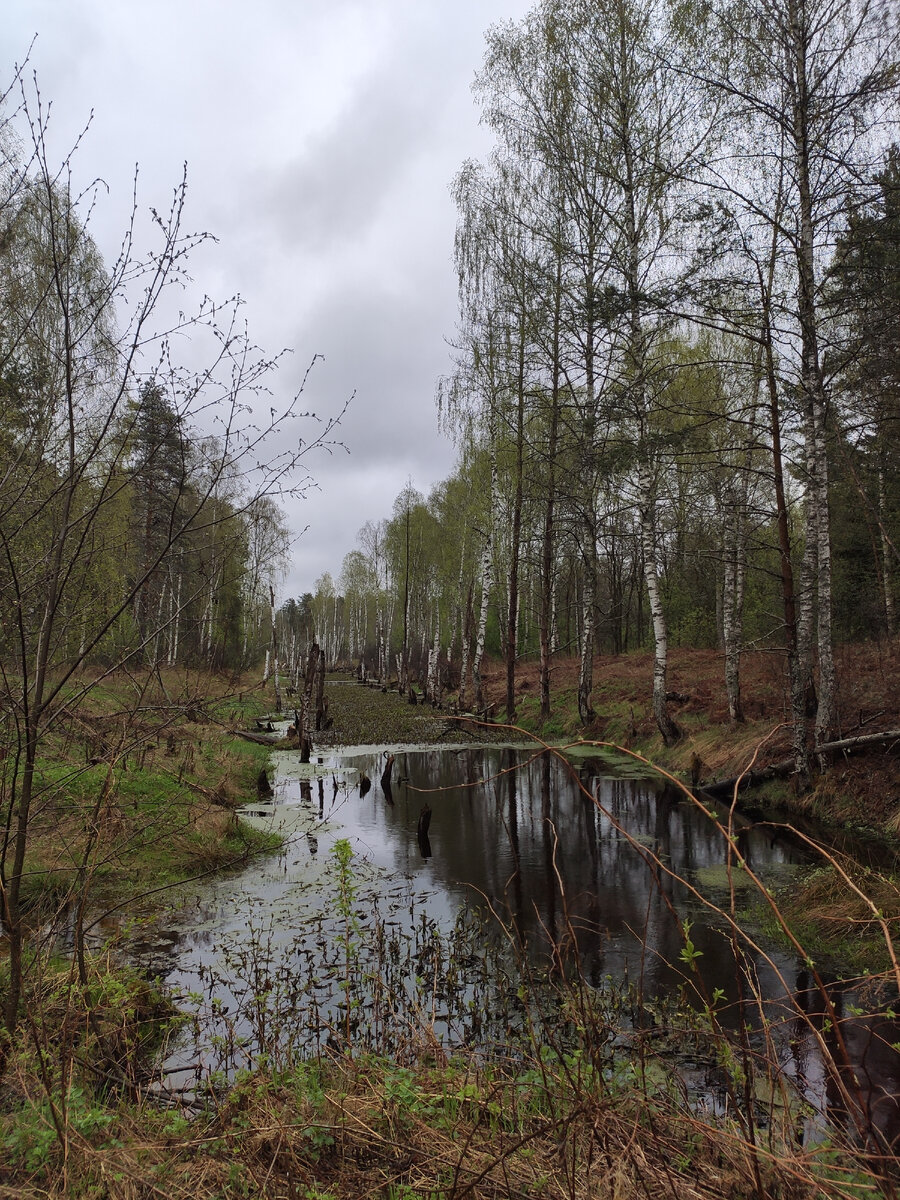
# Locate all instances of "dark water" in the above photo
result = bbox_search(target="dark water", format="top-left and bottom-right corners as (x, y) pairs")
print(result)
(143, 741), (900, 1148)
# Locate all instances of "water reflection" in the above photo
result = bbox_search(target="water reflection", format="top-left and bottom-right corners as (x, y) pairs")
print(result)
(144, 743), (900, 1148)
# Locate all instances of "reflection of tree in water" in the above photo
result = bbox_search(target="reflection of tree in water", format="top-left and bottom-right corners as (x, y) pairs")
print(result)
(165, 744), (900, 1150)
(388, 746), (900, 1149)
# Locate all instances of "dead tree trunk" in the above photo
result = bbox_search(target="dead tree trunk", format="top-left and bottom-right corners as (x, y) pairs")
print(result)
(315, 648), (326, 731)
(299, 642), (320, 762)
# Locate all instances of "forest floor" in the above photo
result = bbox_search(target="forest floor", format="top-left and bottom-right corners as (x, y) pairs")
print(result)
(473, 639), (900, 837)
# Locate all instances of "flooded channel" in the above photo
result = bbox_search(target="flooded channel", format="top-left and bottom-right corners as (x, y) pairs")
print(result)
(143, 740), (900, 1148)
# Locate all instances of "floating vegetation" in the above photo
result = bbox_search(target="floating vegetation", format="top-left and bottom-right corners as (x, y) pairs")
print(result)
(167, 851), (590, 1081)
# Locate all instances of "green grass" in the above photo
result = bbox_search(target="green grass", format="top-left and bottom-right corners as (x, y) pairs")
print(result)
(4, 681), (281, 919)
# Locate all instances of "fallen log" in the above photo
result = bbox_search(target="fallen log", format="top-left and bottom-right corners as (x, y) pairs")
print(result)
(700, 729), (900, 800)
(814, 728), (900, 756)
(233, 730), (278, 747)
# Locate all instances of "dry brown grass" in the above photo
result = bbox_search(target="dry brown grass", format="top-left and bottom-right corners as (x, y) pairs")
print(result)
(0, 1054), (852, 1200)
(481, 640), (900, 830)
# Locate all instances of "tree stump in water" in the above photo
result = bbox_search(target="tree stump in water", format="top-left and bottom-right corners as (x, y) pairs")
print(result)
(690, 752), (704, 790)
(257, 769), (273, 798)
(417, 804), (431, 839)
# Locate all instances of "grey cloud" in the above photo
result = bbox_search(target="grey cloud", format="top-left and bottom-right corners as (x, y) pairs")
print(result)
(291, 281), (454, 466)
(5, 0), (532, 600)
(262, 45), (453, 252)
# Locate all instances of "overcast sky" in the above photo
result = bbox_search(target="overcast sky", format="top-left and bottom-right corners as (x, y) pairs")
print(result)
(5, 0), (532, 599)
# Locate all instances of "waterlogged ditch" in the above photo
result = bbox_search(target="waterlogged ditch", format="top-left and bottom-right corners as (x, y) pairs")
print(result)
(136, 733), (900, 1151)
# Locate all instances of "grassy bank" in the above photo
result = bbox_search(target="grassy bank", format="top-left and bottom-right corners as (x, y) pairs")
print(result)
(3, 667), (283, 923)
(475, 643), (900, 828)
(2, 1040), (872, 1200)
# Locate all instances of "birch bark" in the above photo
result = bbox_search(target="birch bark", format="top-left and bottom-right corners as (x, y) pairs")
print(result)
(473, 439), (497, 711)
(639, 463), (680, 745)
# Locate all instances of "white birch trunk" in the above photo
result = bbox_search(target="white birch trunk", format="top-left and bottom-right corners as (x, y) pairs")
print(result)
(577, 532), (596, 724)
(473, 536), (492, 711)
(639, 464), (679, 745)
(473, 443), (498, 711)
(458, 587), (472, 712)
(170, 570), (182, 666)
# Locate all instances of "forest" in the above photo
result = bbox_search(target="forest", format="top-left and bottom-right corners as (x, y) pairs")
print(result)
(1, 0), (900, 1197)
(284, 0), (899, 787)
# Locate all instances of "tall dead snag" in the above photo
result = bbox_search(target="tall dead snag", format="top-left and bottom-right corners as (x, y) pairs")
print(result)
(315, 646), (327, 731)
(299, 642), (320, 761)
(270, 584), (283, 713)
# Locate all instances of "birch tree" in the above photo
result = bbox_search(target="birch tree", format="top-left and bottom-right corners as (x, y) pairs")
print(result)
(695, 0), (899, 748)
(564, 0), (705, 744)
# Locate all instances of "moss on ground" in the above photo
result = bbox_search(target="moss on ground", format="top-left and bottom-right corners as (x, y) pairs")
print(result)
(310, 680), (514, 748)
